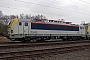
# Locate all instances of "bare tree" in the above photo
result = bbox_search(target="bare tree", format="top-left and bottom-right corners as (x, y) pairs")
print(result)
(0, 11), (3, 17)
(10, 15), (16, 19)
(25, 14), (28, 19)
(19, 13), (25, 19)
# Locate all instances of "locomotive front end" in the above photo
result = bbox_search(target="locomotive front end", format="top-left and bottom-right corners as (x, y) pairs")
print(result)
(7, 18), (18, 40)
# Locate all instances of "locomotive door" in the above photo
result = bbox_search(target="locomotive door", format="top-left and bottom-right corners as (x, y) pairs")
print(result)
(18, 22), (24, 35)
(24, 22), (29, 35)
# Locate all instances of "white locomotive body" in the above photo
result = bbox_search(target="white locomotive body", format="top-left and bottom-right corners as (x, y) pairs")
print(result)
(7, 18), (89, 42)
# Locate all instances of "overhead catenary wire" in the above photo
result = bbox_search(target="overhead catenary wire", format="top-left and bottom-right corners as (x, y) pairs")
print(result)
(0, 0), (90, 23)
(78, 0), (90, 4)
(50, 0), (90, 12)
(0, 5), (89, 22)
(27, 0), (90, 15)
(54, 0), (90, 7)
(14, 0), (90, 16)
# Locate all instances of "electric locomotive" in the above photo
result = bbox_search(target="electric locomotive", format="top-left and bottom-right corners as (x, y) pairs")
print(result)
(7, 17), (90, 42)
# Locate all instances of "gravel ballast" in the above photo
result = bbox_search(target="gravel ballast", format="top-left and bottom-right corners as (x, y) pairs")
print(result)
(18, 48), (90, 60)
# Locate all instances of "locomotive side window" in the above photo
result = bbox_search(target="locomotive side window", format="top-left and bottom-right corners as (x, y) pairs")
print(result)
(19, 22), (22, 26)
(80, 27), (82, 29)
(80, 27), (84, 29)
(25, 22), (28, 26)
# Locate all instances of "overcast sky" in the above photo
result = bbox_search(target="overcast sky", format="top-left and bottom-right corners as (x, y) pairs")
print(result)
(0, 0), (90, 24)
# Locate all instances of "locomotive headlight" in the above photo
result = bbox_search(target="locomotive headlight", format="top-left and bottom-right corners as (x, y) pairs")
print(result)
(11, 30), (13, 33)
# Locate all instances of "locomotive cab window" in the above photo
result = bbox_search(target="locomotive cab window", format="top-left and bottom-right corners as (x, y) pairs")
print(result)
(9, 22), (11, 25)
(25, 22), (28, 26)
(19, 22), (22, 26)
(87, 32), (89, 34)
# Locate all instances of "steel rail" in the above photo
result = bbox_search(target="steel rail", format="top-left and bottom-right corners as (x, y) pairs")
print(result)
(0, 40), (89, 49)
(0, 45), (89, 59)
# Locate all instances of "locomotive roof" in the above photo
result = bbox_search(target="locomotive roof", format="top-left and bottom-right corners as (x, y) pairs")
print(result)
(18, 18), (31, 22)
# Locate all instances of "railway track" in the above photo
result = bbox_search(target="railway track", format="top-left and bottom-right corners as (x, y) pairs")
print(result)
(0, 45), (89, 59)
(0, 40), (89, 59)
(0, 40), (89, 48)
(0, 39), (89, 44)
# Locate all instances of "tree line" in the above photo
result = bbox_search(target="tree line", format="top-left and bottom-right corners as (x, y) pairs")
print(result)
(0, 10), (46, 35)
